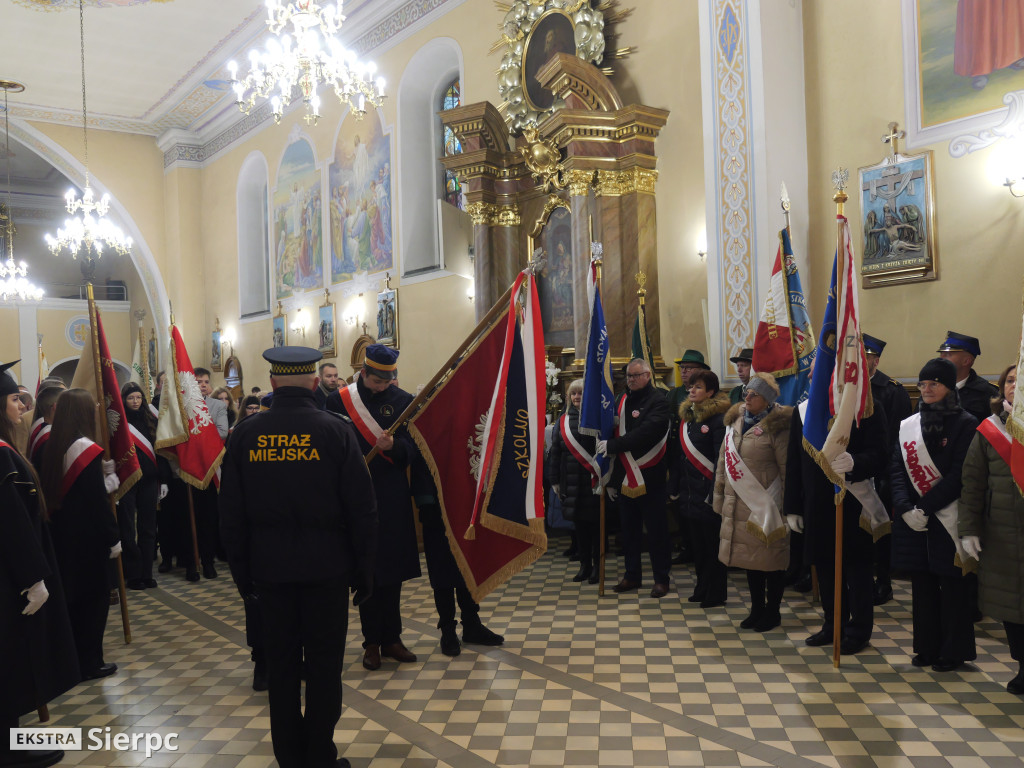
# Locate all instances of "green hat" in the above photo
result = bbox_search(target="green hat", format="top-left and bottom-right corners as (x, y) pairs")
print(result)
(673, 350), (710, 370)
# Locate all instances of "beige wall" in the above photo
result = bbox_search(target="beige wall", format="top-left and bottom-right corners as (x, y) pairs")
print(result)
(804, 1), (1019, 381)
(0, 307), (19, 382)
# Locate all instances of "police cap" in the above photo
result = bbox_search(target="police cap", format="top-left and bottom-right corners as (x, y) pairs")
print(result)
(263, 346), (322, 376)
(936, 330), (981, 357)
(862, 333), (886, 356)
(363, 343), (399, 380)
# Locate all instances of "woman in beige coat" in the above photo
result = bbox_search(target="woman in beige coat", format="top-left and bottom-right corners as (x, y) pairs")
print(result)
(713, 372), (793, 632)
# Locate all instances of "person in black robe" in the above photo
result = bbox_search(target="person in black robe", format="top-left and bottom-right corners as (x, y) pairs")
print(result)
(0, 362), (81, 768)
(326, 344), (421, 671)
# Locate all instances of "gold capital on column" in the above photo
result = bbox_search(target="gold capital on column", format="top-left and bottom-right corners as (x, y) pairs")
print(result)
(566, 169), (596, 197)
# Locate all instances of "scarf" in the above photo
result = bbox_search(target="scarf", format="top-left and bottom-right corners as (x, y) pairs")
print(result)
(742, 404), (773, 434)
(919, 390), (959, 452)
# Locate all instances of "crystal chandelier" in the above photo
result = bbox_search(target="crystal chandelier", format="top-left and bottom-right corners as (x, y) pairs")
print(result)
(1, 79), (43, 303)
(45, 0), (132, 262)
(228, 0), (386, 125)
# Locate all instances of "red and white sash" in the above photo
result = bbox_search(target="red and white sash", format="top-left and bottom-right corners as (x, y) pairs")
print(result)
(61, 437), (103, 499)
(339, 382), (384, 446)
(560, 413), (603, 491)
(978, 414), (1012, 466)
(680, 422), (714, 479)
(129, 423), (156, 464)
(29, 417), (46, 446)
(29, 423), (51, 461)
(898, 413), (969, 570)
(615, 396), (668, 498)
(722, 425), (785, 543)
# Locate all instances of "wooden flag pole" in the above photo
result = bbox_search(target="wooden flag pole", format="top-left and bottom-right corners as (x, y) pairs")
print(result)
(831, 170), (849, 669)
(85, 281), (131, 643)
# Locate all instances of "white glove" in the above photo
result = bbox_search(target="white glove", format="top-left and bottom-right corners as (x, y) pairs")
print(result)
(552, 484), (560, 496)
(21, 580), (49, 616)
(669, 494), (680, 501)
(961, 535), (982, 560)
(606, 486), (618, 501)
(103, 471), (120, 495)
(596, 440), (608, 457)
(830, 452), (854, 475)
(102, 459), (115, 476)
(159, 484), (169, 501)
(109, 541), (122, 559)
(902, 507), (928, 532)
(786, 514), (804, 533)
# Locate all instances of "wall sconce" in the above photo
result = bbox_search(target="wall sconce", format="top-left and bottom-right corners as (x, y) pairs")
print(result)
(221, 327), (236, 357)
(342, 294), (365, 326)
(696, 231), (708, 262)
(1004, 176), (1024, 198)
(291, 308), (310, 340)
(466, 278), (475, 302)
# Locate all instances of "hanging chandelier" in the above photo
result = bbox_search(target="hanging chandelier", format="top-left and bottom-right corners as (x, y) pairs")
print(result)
(45, 0), (132, 262)
(227, 0), (386, 125)
(1, 79), (43, 303)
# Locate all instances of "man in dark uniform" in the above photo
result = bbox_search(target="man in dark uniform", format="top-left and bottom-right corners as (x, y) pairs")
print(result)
(326, 344), (422, 671)
(785, 396), (889, 655)
(937, 330), (999, 424)
(313, 362), (340, 410)
(220, 346), (377, 768)
(728, 348), (753, 404)
(667, 350), (710, 564)
(863, 333), (913, 604)
(602, 358), (672, 597)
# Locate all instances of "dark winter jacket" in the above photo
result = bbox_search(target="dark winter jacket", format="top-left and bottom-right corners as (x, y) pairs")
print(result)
(677, 392), (730, 521)
(608, 382), (671, 493)
(547, 405), (600, 524)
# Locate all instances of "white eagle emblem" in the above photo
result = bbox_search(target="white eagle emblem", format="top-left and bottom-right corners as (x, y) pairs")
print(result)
(467, 411), (489, 481)
(104, 394), (121, 436)
(179, 371), (212, 435)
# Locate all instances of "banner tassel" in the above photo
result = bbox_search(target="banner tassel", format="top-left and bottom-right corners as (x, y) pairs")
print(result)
(463, 524), (476, 541)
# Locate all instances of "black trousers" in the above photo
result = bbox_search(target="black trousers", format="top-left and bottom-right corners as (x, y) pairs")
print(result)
(874, 533), (892, 586)
(618, 485), (671, 585)
(688, 515), (727, 602)
(1005, 621), (1024, 664)
(814, 558), (874, 643)
(158, 477), (192, 566)
(422, 523), (480, 631)
(67, 582), (110, 675)
(192, 485), (220, 566)
(358, 582), (403, 647)
(574, 518), (601, 571)
(745, 569), (785, 615)
(910, 570), (977, 662)
(257, 578), (348, 768)
(119, 474), (159, 581)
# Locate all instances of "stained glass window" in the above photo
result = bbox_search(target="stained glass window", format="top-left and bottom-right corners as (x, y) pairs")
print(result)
(441, 78), (464, 210)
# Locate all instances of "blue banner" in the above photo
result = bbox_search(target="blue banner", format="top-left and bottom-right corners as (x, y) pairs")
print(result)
(803, 256), (838, 456)
(776, 229), (815, 406)
(579, 279), (614, 483)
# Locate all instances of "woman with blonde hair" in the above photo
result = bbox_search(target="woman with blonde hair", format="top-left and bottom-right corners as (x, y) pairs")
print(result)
(547, 378), (602, 584)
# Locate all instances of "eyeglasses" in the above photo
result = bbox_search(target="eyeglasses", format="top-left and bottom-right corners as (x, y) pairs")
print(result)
(245, 405), (260, 412)
(625, 372), (649, 380)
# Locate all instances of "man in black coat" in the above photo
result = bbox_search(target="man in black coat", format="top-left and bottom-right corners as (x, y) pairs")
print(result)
(313, 362), (340, 410)
(601, 358), (672, 598)
(326, 344), (422, 671)
(785, 399), (889, 655)
(863, 333), (913, 604)
(220, 346), (377, 768)
(937, 330), (999, 424)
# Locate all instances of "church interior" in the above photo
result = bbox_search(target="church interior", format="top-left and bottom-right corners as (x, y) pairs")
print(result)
(3, 0), (1024, 766)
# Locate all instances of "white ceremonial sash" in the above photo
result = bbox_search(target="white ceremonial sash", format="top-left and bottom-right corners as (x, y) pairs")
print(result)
(680, 422), (714, 479)
(722, 425), (785, 544)
(129, 423), (156, 464)
(340, 382), (385, 445)
(560, 414), (603, 491)
(29, 417), (46, 445)
(615, 396), (668, 498)
(29, 423), (51, 459)
(978, 414), (1013, 466)
(898, 414), (971, 572)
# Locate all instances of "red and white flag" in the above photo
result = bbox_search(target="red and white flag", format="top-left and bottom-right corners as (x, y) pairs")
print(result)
(70, 308), (141, 501)
(155, 325), (224, 489)
(830, 216), (872, 431)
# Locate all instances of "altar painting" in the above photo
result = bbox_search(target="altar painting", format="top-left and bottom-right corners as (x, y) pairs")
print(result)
(273, 138), (324, 301)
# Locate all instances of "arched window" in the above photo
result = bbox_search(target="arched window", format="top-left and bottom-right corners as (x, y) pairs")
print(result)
(237, 153), (271, 317)
(441, 78), (464, 211)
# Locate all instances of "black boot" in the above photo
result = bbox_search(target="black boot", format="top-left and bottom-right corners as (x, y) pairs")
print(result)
(572, 565), (592, 582)
(440, 625), (461, 657)
(252, 647), (268, 692)
(462, 621), (504, 646)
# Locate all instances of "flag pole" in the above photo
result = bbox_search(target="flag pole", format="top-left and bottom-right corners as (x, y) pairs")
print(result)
(595, 255), (608, 598)
(831, 169), (849, 669)
(85, 280), (132, 643)
(363, 276), (521, 464)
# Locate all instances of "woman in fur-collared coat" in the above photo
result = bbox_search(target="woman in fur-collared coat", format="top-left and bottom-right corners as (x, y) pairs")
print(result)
(678, 370), (731, 608)
(713, 373), (792, 632)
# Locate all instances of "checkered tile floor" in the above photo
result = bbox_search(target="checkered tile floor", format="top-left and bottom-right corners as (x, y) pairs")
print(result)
(31, 534), (1024, 768)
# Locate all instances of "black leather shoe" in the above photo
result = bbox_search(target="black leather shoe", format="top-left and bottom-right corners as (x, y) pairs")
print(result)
(128, 578), (147, 590)
(739, 609), (762, 630)
(613, 579), (640, 593)
(650, 583), (669, 598)
(202, 563), (218, 579)
(158, 559), (174, 573)
(1007, 672), (1024, 694)
(0, 749), (65, 767)
(587, 571), (599, 585)
(253, 664), (268, 692)
(362, 645), (381, 671)
(381, 641), (417, 663)
(463, 624), (504, 646)
(873, 583), (893, 606)
(335, 759), (351, 768)
(185, 569), (200, 582)
(911, 653), (934, 667)
(931, 659), (963, 672)
(84, 662), (117, 680)
(700, 598), (726, 609)
(805, 629), (831, 647)
(753, 611), (781, 632)
(572, 566), (592, 582)
(440, 628), (461, 657)
(144, 578), (158, 589)
(840, 637), (869, 655)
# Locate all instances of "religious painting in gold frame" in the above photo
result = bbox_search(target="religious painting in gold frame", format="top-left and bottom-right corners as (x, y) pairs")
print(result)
(858, 147), (938, 288)
(272, 304), (287, 349)
(318, 296), (336, 359)
(376, 288), (398, 348)
(528, 195), (575, 349)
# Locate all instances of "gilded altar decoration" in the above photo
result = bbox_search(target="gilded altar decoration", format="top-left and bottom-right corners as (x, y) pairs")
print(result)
(857, 123), (938, 288)
(466, 202), (522, 227)
(520, 126), (565, 190)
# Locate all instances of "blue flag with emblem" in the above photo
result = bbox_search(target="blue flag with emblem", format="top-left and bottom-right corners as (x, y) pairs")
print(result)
(579, 260), (614, 488)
